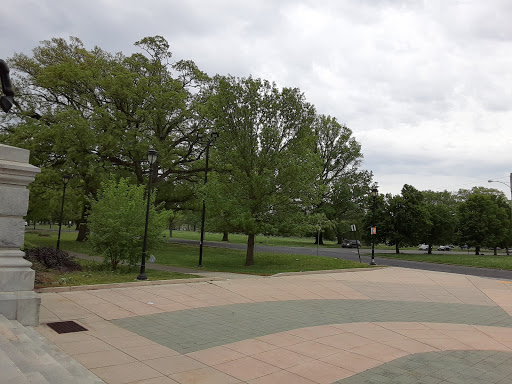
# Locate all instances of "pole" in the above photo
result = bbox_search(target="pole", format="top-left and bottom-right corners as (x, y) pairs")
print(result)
(370, 194), (377, 266)
(137, 164), (154, 280)
(198, 143), (210, 267)
(56, 182), (68, 250)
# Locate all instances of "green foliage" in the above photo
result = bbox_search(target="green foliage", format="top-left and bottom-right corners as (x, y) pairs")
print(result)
(87, 177), (169, 269)
(458, 192), (508, 254)
(204, 75), (322, 265)
(24, 247), (82, 271)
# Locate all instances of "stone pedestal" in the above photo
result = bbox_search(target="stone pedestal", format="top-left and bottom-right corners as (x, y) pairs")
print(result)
(0, 144), (41, 325)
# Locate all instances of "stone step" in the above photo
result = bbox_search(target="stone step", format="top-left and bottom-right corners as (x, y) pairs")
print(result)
(0, 314), (105, 383)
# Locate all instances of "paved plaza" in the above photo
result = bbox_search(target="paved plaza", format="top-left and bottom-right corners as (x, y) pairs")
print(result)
(5, 267), (512, 383)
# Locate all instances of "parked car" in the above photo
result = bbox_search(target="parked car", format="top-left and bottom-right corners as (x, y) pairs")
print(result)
(342, 240), (361, 248)
(418, 244), (429, 251)
(438, 245), (451, 251)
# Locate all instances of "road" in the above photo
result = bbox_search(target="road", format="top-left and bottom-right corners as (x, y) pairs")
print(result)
(169, 238), (512, 280)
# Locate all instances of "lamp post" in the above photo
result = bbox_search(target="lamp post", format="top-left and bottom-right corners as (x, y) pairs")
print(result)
(488, 175), (512, 200)
(56, 174), (71, 250)
(137, 149), (158, 281)
(198, 132), (219, 267)
(370, 187), (378, 266)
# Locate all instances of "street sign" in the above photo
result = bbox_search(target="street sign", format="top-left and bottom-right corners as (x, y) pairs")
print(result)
(351, 224), (356, 232)
(371, 227), (377, 235)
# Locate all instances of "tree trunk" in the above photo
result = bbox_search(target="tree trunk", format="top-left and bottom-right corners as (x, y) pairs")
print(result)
(245, 234), (255, 266)
(336, 234), (343, 245)
(395, 243), (400, 254)
(494, 247), (498, 256)
(222, 232), (229, 242)
(169, 227), (173, 238)
(428, 245), (432, 255)
(475, 245), (481, 255)
(314, 232), (324, 245)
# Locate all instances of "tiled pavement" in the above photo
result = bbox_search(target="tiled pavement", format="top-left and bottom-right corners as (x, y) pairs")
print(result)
(9, 267), (512, 383)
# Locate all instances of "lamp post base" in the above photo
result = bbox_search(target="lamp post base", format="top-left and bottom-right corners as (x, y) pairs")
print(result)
(136, 273), (147, 281)
(369, 260), (377, 266)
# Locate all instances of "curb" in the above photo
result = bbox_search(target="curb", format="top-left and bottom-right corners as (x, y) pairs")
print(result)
(34, 276), (224, 293)
(271, 266), (386, 277)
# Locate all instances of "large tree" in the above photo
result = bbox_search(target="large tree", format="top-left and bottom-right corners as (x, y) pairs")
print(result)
(1, 36), (210, 239)
(421, 190), (458, 254)
(312, 114), (373, 245)
(204, 75), (321, 266)
(458, 192), (509, 255)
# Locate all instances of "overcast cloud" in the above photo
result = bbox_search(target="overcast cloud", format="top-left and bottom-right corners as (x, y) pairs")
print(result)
(2, 0), (511, 196)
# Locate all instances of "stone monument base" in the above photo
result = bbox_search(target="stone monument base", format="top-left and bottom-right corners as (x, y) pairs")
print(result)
(0, 291), (41, 326)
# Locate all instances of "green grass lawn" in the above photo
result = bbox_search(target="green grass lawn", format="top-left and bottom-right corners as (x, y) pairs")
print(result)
(376, 252), (512, 270)
(25, 230), (368, 276)
(31, 258), (196, 289)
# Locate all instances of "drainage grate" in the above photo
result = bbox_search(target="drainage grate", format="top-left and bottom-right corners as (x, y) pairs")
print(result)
(47, 321), (88, 334)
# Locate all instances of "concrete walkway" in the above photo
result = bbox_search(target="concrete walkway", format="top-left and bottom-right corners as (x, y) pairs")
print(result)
(5, 267), (512, 383)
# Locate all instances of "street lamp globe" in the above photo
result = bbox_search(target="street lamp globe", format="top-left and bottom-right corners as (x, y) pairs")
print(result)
(147, 149), (158, 165)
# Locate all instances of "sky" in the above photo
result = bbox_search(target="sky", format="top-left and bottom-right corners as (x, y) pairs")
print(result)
(1, 0), (512, 196)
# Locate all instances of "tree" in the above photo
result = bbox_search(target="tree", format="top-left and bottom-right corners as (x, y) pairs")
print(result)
(421, 190), (458, 254)
(205, 75), (321, 266)
(368, 184), (428, 253)
(87, 177), (169, 269)
(312, 114), (373, 245)
(2, 36), (210, 240)
(458, 192), (509, 255)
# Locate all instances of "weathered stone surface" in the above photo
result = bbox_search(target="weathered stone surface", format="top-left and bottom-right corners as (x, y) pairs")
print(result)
(0, 185), (29, 216)
(0, 144), (29, 163)
(0, 217), (25, 248)
(0, 291), (40, 326)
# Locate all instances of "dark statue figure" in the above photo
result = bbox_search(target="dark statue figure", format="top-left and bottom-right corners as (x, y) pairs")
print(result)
(0, 59), (16, 112)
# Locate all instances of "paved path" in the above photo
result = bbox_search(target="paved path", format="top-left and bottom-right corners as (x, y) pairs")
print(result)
(169, 238), (512, 280)
(24, 267), (512, 383)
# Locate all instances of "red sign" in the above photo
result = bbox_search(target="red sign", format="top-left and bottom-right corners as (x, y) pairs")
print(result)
(371, 227), (377, 235)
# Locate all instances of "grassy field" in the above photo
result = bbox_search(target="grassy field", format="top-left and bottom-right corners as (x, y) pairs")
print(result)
(376, 252), (512, 270)
(30, 258), (196, 289)
(24, 230), (368, 276)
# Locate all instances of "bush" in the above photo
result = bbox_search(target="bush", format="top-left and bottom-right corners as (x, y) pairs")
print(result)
(24, 247), (82, 272)
(87, 177), (169, 269)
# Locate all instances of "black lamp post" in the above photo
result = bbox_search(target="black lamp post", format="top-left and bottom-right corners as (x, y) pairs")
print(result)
(370, 187), (378, 266)
(137, 149), (158, 281)
(198, 132), (219, 267)
(56, 174), (71, 250)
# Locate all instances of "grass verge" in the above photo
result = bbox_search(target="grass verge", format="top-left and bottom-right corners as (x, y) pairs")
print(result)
(376, 252), (512, 270)
(25, 230), (369, 276)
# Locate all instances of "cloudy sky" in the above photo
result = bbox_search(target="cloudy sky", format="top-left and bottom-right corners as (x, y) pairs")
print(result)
(2, 0), (512, 196)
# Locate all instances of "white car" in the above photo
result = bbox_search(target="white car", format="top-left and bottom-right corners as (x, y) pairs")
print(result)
(418, 244), (428, 251)
(438, 245), (451, 251)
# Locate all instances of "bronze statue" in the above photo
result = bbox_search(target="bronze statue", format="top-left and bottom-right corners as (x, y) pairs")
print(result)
(0, 59), (15, 112)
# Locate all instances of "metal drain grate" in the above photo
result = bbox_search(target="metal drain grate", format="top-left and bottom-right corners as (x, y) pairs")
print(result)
(47, 321), (88, 334)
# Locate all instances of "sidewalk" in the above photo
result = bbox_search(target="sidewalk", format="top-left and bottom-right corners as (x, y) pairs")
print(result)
(4, 267), (512, 383)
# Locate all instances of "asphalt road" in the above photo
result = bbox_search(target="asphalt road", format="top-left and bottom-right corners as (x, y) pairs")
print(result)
(169, 238), (512, 280)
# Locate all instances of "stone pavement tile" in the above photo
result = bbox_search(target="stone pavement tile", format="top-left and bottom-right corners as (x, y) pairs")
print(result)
(185, 346), (245, 365)
(319, 350), (383, 372)
(73, 349), (137, 369)
(57, 339), (117, 355)
(169, 367), (241, 384)
(252, 347), (313, 369)
(144, 355), (207, 375)
(348, 342), (409, 362)
(348, 327), (410, 342)
(213, 356), (280, 381)
(247, 370), (317, 384)
(91, 361), (162, 384)
(437, 330), (511, 351)
(255, 332), (305, 347)
(287, 359), (354, 384)
(315, 332), (373, 350)
(284, 340), (341, 359)
(419, 337), (473, 350)
(382, 338), (439, 354)
(122, 343), (180, 361)
(286, 325), (344, 340)
(130, 377), (180, 384)
(224, 339), (278, 355)
(103, 334), (156, 349)
(378, 322), (432, 331)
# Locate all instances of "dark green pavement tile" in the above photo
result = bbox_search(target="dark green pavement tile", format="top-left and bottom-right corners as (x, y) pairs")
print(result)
(111, 299), (512, 354)
(335, 351), (512, 384)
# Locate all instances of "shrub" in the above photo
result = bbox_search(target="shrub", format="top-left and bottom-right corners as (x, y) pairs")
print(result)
(87, 177), (169, 269)
(24, 247), (82, 272)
